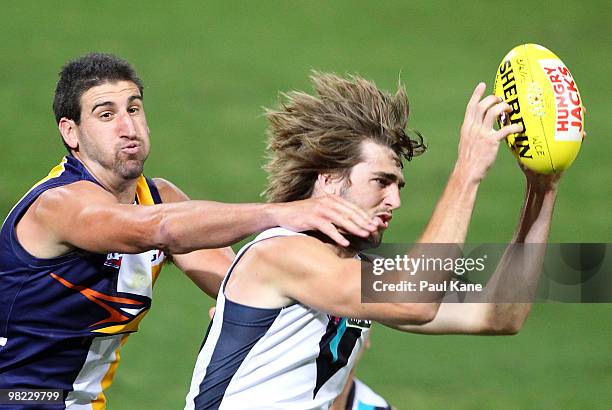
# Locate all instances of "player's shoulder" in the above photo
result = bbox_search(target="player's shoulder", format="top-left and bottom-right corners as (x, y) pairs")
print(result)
(25, 181), (116, 229)
(240, 229), (341, 275)
(150, 177), (189, 202)
(249, 229), (332, 259)
(37, 180), (114, 208)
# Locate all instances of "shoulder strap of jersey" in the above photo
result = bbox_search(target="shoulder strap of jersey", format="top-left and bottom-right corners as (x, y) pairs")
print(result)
(135, 176), (162, 205)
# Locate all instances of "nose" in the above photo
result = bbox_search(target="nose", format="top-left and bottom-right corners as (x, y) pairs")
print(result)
(385, 184), (401, 210)
(117, 112), (137, 138)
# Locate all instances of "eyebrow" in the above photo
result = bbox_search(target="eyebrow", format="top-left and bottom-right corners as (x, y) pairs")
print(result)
(90, 95), (143, 113)
(91, 101), (115, 113)
(373, 171), (406, 188)
(128, 95), (143, 103)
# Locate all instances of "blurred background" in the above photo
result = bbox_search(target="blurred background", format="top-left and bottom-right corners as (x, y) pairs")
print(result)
(1, 1), (611, 408)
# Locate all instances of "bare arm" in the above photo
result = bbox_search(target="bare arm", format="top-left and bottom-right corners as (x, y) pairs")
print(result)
(474, 170), (559, 332)
(154, 178), (235, 299)
(173, 247), (234, 298)
(390, 170), (560, 335)
(418, 83), (523, 244)
(375, 83), (558, 335)
(17, 177), (379, 258)
(222, 84), (525, 328)
(225, 235), (437, 325)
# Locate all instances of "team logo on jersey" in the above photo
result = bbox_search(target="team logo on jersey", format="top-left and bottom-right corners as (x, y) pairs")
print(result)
(347, 318), (371, 329)
(104, 253), (123, 269)
(313, 315), (363, 398)
(49, 272), (149, 332)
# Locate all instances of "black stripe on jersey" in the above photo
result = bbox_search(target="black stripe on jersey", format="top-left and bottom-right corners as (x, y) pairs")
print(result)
(193, 299), (281, 410)
(313, 316), (362, 398)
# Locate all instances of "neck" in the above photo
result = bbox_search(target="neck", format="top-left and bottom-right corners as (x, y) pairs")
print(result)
(72, 153), (139, 204)
(306, 231), (359, 258)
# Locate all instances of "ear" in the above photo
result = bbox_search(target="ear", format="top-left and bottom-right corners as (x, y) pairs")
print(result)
(315, 173), (341, 195)
(58, 118), (79, 151)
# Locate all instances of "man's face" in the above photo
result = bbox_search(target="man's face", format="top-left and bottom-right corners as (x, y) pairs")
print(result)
(74, 80), (150, 180)
(338, 141), (405, 249)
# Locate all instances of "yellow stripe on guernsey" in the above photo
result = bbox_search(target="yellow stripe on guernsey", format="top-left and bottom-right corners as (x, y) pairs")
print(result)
(66, 175), (165, 409)
(64, 334), (128, 409)
(91, 335), (129, 410)
(93, 308), (150, 335)
(135, 175), (154, 205)
(135, 175), (164, 284)
(91, 176), (165, 335)
(32, 157), (68, 190)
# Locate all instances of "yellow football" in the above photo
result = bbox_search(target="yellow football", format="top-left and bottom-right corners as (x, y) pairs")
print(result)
(493, 44), (585, 174)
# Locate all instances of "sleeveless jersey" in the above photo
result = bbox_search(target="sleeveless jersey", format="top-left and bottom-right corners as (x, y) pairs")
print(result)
(185, 227), (371, 410)
(0, 156), (166, 409)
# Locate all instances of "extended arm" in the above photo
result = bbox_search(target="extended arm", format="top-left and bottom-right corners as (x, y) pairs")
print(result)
(154, 178), (235, 299)
(17, 177), (379, 258)
(222, 84), (526, 327)
(418, 83), (523, 244)
(379, 83), (559, 334)
(391, 168), (560, 335)
(225, 235), (438, 325)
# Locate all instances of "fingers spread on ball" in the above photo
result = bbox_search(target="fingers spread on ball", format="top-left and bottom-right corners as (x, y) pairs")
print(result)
(496, 123), (523, 141)
(464, 82), (486, 122)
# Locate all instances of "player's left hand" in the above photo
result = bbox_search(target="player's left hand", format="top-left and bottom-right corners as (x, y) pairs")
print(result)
(272, 194), (380, 247)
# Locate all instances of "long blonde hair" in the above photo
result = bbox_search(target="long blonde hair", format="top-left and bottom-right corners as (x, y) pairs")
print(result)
(263, 72), (426, 203)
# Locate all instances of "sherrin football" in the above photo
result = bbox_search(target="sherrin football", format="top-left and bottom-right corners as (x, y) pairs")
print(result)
(493, 44), (585, 174)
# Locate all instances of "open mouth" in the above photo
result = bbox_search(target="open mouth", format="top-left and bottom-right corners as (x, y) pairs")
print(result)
(375, 213), (392, 229)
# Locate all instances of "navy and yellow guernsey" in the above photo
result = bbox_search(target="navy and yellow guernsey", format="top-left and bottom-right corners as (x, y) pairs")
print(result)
(0, 156), (166, 409)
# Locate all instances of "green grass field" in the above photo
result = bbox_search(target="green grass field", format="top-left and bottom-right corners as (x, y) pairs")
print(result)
(1, 1), (611, 408)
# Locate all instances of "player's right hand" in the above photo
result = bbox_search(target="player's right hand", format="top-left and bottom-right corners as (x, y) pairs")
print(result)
(273, 194), (380, 247)
(454, 82), (523, 183)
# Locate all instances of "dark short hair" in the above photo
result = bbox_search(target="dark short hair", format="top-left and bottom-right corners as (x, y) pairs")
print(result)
(53, 53), (144, 150)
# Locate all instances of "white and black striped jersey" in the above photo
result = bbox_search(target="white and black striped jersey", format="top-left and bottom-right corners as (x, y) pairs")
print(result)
(185, 228), (371, 410)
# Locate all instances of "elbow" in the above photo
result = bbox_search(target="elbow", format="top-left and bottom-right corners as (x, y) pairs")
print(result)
(503, 326), (521, 336)
(488, 324), (521, 336)
(499, 320), (524, 335)
(482, 304), (531, 336)
(393, 302), (440, 326)
(415, 302), (441, 324)
(151, 208), (187, 254)
(481, 317), (525, 336)
(481, 305), (534, 335)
